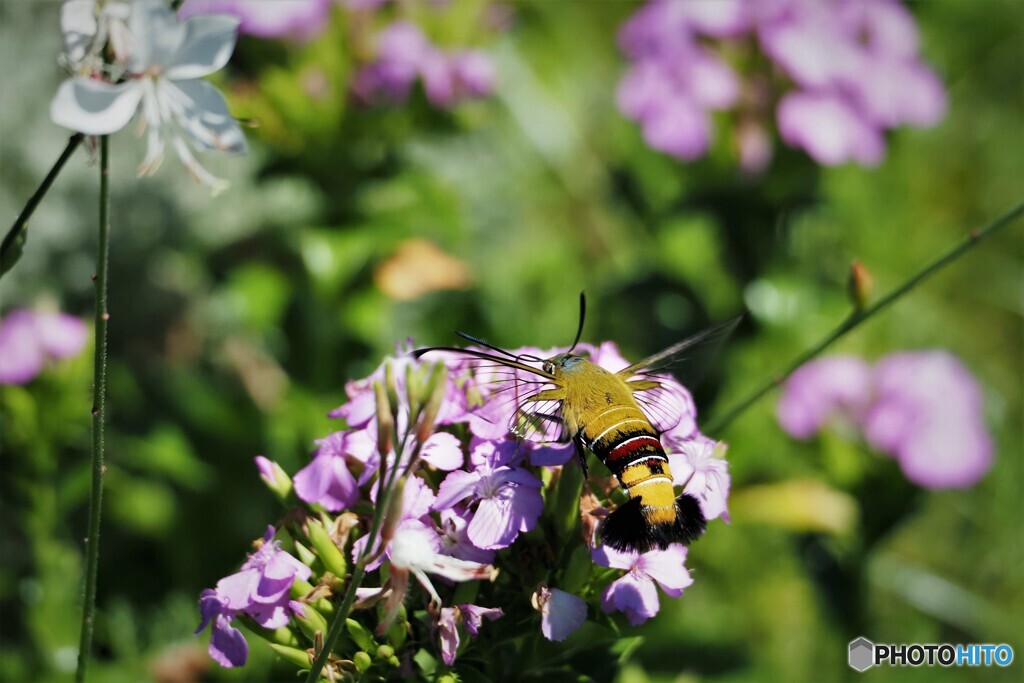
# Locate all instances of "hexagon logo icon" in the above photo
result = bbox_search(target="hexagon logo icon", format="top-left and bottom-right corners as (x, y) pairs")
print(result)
(849, 637), (875, 672)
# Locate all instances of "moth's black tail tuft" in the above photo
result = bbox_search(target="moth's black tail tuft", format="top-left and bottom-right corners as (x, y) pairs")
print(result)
(600, 494), (707, 553)
(671, 493), (707, 544)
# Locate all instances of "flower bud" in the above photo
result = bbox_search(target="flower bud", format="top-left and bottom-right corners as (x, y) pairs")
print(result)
(374, 380), (394, 461)
(254, 455), (292, 500)
(375, 644), (395, 660)
(267, 643), (311, 669)
(307, 516), (347, 580)
(847, 260), (874, 311)
(415, 363), (448, 443)
(382, 604), (408, 648)
(294, 601), (329, 641)
(346, 618), (375, 652)
(353, 651), (373, 672)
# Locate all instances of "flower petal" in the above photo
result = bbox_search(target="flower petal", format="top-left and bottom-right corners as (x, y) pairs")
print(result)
(164, 13), (240, 80)
(601, 574), (660, 626)
(0, 311), (45, 384)
(438, 607), (460, 665)
(540, 589), (586, 642)
(50, 78), (142, 135)
(164, 79), (247, 154)
(129, 0), (186, 71)
(208, 614), (249, 667)
(467, 498), (518, 549)
(421, 432), (464, 471)
(636, 544), (693, 597)
(434, 470), (481, 510)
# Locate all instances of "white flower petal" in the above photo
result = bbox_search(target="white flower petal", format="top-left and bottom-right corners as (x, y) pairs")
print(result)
(61, 0), (98, 65)
(50, 78), (142, 135)
(166, 79), (247, 154)
(129, 0), (185, 71)
(164, 13), (240, 80)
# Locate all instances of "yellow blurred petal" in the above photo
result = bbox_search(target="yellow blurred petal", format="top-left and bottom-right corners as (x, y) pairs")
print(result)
(728, 478), (858, 535)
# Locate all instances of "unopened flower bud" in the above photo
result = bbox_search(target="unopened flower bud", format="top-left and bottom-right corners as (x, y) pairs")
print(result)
(415, 363), (448, 443)
(847, 260), (874, 311)
(353, 651), (373, 672)
(267, 643), (311, 669)
(346, 618), (375, 652)
(294, 601), (329, 641)
(374, 380), (394, 461)
(375, 644), (394, 660)
(254, 455), (292, 500)
(307, 517), (347, 580)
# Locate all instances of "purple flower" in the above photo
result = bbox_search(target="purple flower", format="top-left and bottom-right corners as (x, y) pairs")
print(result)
(178, 0), (333, 40)
(532, 586), (587, 642)
(438, 508), (495, 564)
(196, 526), (311, 667)
(0, 309), (87, 385)
(863, 352), (992, 489)
(616, 0), (946, 167)
(666, 436), (731, 522)
(777, 91), (886, 166)
(777, 351), (994, 489)
(351, 20), (496, 109)
(293, 429), (377, 511)
(437, 603), (503, 665)
(592, 543), (693, 626)
(434, 439), (543, 549)
(777, 355), (873, 439)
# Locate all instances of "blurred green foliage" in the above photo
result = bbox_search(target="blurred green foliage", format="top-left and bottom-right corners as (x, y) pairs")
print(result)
(1, 1), (1021, 682)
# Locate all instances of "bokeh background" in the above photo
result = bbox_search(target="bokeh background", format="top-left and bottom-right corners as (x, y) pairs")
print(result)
(1, 1), (1021, 681)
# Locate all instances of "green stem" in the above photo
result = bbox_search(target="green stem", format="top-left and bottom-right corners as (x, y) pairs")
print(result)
(704, 200), (1024, 434)
(304, 432), (422, 682)
(75, 136), (111, 683)
(1, 133), (85, 277)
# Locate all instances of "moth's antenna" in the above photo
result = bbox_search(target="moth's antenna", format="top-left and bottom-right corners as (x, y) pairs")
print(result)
(455, 331), (518, 359)
(567, 291), (586, 354)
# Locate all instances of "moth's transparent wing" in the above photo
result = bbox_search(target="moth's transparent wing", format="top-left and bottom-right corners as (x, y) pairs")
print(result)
(627, 378), (694, 434)
(510, 392), (566, 444)
(462, 358), (565, 443)
(616, 316), (741, 433)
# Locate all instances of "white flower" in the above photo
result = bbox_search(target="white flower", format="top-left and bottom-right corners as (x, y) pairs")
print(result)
(60, 0), (131, 73)
(51, 0), (247, 192)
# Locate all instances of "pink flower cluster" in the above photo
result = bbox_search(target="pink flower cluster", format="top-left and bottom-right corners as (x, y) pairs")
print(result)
(351, 21), (495, 109)
(777, 351), (993, 489)
(617, 0), (946, 168)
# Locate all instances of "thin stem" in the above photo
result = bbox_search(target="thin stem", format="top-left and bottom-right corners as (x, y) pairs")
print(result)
(1, 133), (85, 277)
(704, 200), (1024, 434)
(75, 136), (111, 683)
(304, 431), (423, 682)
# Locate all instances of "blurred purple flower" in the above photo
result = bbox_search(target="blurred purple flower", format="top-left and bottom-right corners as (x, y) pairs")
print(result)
(195, 526), (311, 667)
(0, 309), (87, 385)
(178, 0), (333, 40)
(864, 352), (992, 489)
(293, 429), (377, 510)
(533, 586), (587, 642)
(592, 543), (693, 626)
(438, 603), (503, 665)
(352, 20), (496, 108)
(616, 0), (946, 167)
(778, 351), (993, 489)
(777, 355), (873, 439)
(434, 439), (543, 549)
